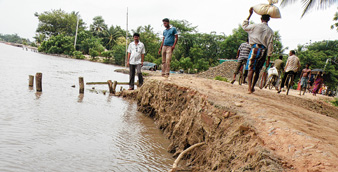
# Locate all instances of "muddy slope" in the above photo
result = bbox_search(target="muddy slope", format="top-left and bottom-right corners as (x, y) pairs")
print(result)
(122, 79), (287, 171)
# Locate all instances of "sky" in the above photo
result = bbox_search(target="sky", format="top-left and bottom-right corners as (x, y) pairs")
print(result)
(0, 0), (337, 50)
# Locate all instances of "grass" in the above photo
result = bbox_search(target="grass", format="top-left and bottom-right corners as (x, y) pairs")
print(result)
(142, 72), (149, 76)
(214, 76), (228, 82)
(331, 98), (338, 107)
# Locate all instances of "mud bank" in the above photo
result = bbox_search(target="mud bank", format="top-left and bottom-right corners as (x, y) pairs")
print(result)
(121, 79), (288, 171)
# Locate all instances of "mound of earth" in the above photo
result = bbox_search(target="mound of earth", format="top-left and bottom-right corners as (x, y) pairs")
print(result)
(198, 61), (237, 79)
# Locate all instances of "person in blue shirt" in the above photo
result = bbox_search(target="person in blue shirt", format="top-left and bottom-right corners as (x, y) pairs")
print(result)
(158, 18), (178, 78)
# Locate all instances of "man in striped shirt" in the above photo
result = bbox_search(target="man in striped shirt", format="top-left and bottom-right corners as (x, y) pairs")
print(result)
(231, 39), (251, 84)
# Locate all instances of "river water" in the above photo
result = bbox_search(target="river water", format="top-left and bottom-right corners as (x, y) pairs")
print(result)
(0, 43), (174, 172)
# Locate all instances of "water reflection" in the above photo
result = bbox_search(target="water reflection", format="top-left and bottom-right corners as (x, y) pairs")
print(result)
(35, 92), (42, 99)
(0, 43), (173, 172)
(77, 94), (84, 103)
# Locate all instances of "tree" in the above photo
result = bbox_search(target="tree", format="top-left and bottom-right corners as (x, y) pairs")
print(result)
(35, 9), (85, 37)
(38, 34), (74, 55)
(331, 10), (338, 31)
(90, 16), (108, 37)
(280, 0), (338, 17)
(102, 25), (123, 50)
(0, 33), (24, 44)
(132, 25), (160, 59)
(272, 31), (288, 60)
(34, 33), (46, 44)
(219, 25), (248, 60)
(296, 40), (338, 88)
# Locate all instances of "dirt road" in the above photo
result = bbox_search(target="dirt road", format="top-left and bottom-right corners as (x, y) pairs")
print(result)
(149, 74), (338, 171)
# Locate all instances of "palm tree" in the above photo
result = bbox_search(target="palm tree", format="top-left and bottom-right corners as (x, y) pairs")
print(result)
(90, 16), (108, 37)
(280, 0), (337, 17)
(331, 11), (338, 30)
(102, 26), (123, 50)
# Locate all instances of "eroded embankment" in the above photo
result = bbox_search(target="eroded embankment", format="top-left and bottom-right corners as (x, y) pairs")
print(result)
(121, 79), (288, 171)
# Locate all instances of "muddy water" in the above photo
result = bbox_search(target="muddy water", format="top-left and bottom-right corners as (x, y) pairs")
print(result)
(0, 43), (174, 172)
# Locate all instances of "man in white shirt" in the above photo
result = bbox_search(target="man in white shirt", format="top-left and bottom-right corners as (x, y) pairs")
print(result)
(127, 33), (145, 90)
(278, 50), (301, 93)
(242, 7), (274, 94)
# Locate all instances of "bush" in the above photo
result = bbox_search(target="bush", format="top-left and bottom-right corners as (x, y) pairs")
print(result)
(101, 50), (113, 58)
(89, 49), (99, 60)
(38, 34), (74, 55)
(215, 76), (228, 82)
(73, 51), (85, 59)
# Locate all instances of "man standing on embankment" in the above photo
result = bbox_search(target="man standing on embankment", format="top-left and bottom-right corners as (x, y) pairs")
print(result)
(242, 7), (274, 94)
(127, 33), (145, 90)
(158, 18), (178, 78)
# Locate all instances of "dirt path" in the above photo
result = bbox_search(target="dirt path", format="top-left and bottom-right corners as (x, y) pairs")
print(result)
(148, 74), (338, 171)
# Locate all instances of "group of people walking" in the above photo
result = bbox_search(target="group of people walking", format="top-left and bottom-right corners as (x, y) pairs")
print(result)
(231, 7), (324, 96)
(126, 11), (325, 96)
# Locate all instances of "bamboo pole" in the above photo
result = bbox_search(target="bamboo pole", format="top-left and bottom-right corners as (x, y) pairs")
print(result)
(79, 77), (84, 94)
(29, 75), (34, 87)
(86, 81), (130, 85)
(107, 80), (113, 94)
(35, 73), (42, 92)
(113, 81), (117, 94)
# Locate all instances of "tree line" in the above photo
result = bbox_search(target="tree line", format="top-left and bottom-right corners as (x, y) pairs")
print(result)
(1, 9), (337, 87)
(33, 9), (287, 72)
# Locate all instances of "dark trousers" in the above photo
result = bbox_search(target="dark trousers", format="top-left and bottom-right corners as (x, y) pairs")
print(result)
(280, 71), (296, 88)
(129, 64), (143, 89)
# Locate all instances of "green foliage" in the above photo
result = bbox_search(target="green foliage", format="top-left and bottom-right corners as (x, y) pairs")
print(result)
(219, 26), (247, 59)
(38, 34), (74, 55)
(90, 16), (107, 37)
(101, 50), (114, 63)
(0, 33), (24, 44)
(132, 25), (160, 58)
(89, 49), (99, 60)
(331, 98), (338, 107)
(215, 76), (228, 82)
(30, 42), (37, 47)
(179, 57), (193, 71)
(35, 11), (288, 72)
(331, 11), (338, 31)
(296, 40), (338, 88)
(272, 31), (288, 60)
(80, 36), (104, 54)
(35, 9), (85, 37)
(102, 25), (124, 50)
(112, 45), (126, 65)
(73, 51), (85, 59)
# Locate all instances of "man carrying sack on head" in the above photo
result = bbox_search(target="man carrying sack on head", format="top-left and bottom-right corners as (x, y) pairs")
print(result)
(242, 8), (274, 94)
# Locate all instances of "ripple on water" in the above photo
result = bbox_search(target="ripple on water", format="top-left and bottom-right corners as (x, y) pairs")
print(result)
(0, 44), (174, 172)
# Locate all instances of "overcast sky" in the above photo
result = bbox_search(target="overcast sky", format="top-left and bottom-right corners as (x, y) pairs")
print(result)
(0, 0), (337, 50)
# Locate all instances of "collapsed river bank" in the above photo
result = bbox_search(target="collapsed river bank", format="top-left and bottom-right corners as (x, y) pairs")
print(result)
(119, 75), (338, 171)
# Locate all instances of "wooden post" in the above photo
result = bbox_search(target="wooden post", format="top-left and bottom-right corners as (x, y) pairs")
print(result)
(29, 75), (34, 87)
(79, 77), (84, 94)
(107, 80), (113, 94)
(35, 73), (42, 92)
(113, 81), (117, 94)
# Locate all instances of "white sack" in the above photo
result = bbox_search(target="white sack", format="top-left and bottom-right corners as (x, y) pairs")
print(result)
(253, 0), (281, 18)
